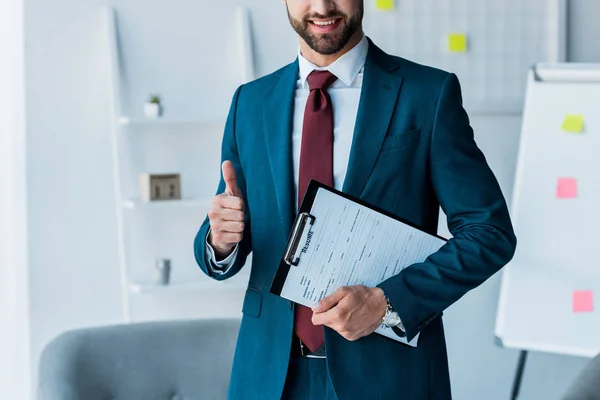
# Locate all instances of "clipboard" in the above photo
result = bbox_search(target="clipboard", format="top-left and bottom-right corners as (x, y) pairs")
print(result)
(269, 179), (447, 346)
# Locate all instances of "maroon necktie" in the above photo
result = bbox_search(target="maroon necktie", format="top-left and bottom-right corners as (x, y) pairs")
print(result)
(295, 70), (338, 352)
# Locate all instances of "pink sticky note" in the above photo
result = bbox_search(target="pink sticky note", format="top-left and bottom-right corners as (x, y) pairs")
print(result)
(573, 291), (594, 313)
(557, 178), (578, 199)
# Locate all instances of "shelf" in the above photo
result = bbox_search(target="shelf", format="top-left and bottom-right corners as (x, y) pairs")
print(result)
(105, 6), (256, 322)
(128, 278), (248, 294)
(123, 198), (212, 210)
(118, 117), (223, 128)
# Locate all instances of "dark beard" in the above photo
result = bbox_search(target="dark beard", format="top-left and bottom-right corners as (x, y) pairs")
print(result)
(287, 4), (363, 55)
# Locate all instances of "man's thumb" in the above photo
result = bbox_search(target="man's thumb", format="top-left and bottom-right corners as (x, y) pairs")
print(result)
(312, 289), (344, 313)
(222, 160), (242, 197)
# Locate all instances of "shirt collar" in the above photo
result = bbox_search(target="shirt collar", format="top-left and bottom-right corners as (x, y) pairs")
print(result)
(297, 35), (369, 88)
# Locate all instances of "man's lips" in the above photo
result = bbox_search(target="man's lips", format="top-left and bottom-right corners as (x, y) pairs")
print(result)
(308, 18), (342, 33)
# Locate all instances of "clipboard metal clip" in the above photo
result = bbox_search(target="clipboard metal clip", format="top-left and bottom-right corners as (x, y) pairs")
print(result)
(283, 212), (315, 267)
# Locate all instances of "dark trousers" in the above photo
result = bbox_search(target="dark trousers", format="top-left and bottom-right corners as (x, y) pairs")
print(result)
(282, 356), (338, 400)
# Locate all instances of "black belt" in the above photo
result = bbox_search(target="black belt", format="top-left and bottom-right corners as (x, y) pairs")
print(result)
(291, 334), (327, 358)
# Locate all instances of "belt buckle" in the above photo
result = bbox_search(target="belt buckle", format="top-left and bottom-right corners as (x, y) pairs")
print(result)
(299, 339), (326, 359)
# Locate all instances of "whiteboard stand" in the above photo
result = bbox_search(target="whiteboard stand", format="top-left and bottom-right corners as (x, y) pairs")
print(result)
(510, 350), (528, 400)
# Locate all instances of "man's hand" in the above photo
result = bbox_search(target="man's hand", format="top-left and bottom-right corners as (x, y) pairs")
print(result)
(311, 286), (387, 342)
(207, 160), (245, 260)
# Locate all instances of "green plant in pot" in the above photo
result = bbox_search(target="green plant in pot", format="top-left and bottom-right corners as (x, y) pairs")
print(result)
(144, 94), (164, 118)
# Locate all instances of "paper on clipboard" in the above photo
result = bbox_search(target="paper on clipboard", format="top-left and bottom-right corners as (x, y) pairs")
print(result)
(270, 181), (446, 347)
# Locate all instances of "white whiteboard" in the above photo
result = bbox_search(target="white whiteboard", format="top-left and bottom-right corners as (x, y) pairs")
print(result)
(365, 0), (567, 113)
(495, 64), (600, 358)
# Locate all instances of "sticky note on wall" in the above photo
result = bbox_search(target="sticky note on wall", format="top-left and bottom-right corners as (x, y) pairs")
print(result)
(562, 115), (585, 133)
(376, 0), (394, 10)
(573, 290), (594, 313)
(449, 34), (468, 52)
(556, 178), (578, 199)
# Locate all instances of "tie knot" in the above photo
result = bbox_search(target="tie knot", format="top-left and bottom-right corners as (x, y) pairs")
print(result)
(307, 70), (338, 91)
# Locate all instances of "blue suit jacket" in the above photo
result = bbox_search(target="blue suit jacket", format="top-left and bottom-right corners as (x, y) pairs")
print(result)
(194, 38), (516, 400)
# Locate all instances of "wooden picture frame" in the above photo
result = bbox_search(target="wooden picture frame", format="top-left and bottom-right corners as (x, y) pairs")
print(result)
(139, 173), (181, 201)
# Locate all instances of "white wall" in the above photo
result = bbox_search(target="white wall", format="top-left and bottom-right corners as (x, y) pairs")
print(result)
(0, 0), (31, 397)
(25, 3), (125, 395)
(24, 0), (297, 395)
(23, 0), (597, 399)
(568, 0), (600, 62)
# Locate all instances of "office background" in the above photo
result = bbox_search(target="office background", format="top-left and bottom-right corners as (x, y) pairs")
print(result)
(2, 0), (599, 398)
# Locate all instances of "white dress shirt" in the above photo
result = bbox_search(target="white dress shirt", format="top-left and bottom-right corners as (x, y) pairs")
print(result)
(206, 35), (369, 272)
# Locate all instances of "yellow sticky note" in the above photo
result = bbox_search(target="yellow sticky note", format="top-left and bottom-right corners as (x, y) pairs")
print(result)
(561, 115), (584, 133)
(376, 0), (394, 10)
(449, 34), (468, 53)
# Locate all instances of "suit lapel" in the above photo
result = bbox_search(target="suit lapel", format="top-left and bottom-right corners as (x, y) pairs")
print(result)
(263, 60), (299, 236)
(342, 40), (404, 199)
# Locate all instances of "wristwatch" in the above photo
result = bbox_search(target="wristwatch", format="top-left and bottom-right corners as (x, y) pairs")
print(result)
(382, 296), (407, 337)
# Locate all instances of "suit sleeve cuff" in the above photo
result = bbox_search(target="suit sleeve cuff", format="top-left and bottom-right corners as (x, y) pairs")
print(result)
(205, 229), (239, 274)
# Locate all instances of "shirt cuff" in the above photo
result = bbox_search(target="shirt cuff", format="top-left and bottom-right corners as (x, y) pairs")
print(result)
(205, 229), (239, 275)
(397, 318), (405, 332)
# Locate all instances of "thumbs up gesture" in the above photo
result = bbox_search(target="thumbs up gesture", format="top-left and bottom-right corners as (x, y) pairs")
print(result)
(207, 161), (246, 259)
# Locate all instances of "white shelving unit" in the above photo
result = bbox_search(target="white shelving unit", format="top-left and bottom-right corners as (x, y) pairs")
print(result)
(128, 278), (249, 295)
(122, 197), (212, 210)
(103, 6), (254, 322)
(118, 117), (223, 128)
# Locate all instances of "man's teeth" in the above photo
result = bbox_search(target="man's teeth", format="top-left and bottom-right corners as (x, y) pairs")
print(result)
(313, 20), (337, 26)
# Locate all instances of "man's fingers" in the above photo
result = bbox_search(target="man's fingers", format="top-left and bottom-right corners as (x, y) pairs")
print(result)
(222, 160), (242, 198)
(312, 306), (341, 327)
(311, 287), (350, 326)
(223, 209), (245, 222)
(312, 312), (326, 327)
(210, 230), (243, 245)
(211, 193), (244, 211)
(312, 287), (348, 313)
(207, 207), (244, 222)
(218, 193), (244, 211)
(207, 163), (245, 251)
(218, 220), (245, 233)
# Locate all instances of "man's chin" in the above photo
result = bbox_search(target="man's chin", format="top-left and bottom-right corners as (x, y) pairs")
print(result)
(308, 37), (345, 55)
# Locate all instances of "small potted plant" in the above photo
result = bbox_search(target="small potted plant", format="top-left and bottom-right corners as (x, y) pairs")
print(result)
(144, 94), (164, 118)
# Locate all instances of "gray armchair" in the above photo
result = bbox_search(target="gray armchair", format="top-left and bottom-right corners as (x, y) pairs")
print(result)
(562, 354), (600, 400)
(39, 319), (241, 400)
